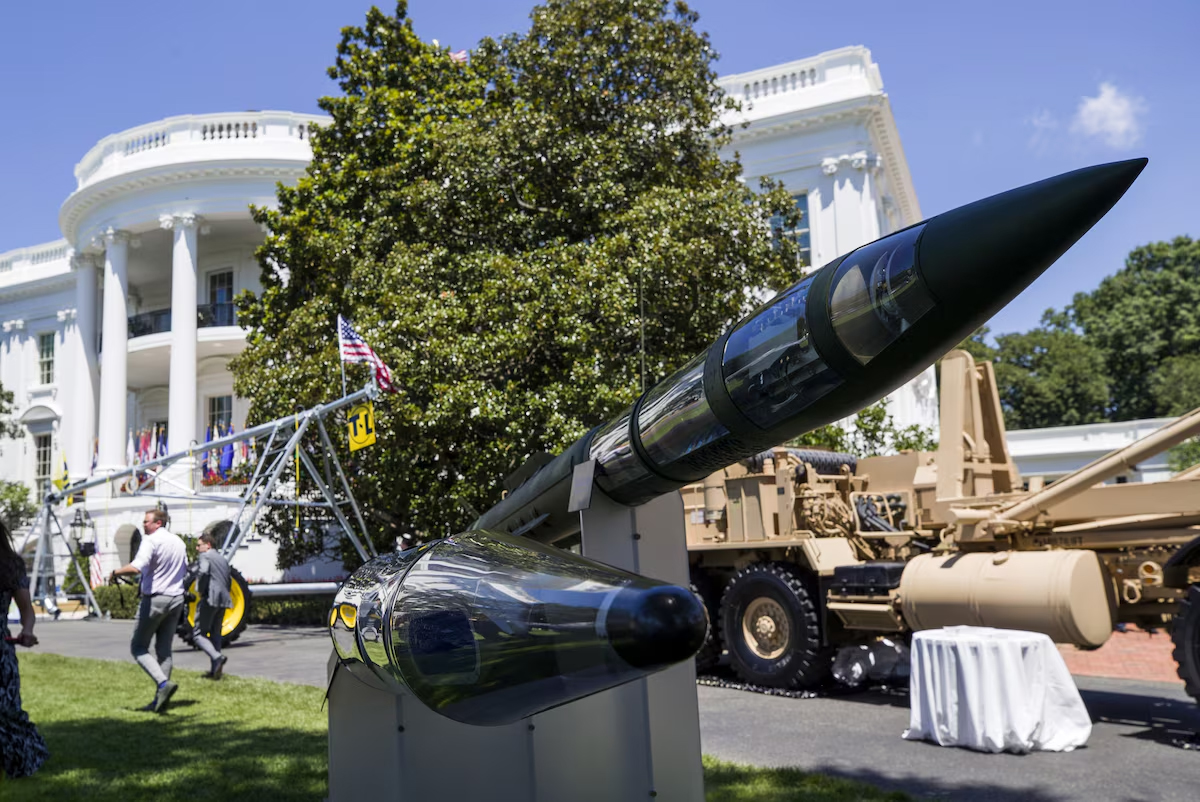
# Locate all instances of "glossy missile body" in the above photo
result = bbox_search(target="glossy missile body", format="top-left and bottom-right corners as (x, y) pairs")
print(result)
(474, 159), (1147, 542)
(329, 530), (707, 726)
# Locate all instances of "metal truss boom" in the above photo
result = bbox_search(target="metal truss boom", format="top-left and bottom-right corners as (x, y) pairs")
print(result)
(31, 383), (382, 614)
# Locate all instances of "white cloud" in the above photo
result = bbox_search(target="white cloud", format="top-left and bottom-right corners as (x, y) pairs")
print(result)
(1026, 109), (1058, 152)
(1070, 83), (1147, 150)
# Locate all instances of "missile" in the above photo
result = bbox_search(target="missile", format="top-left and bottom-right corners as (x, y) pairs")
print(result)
(330, 530), (708, 726)
(473, 158), (1148, 542)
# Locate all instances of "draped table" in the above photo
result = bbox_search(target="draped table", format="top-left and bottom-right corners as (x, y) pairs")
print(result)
(903, 626), (1092, 753)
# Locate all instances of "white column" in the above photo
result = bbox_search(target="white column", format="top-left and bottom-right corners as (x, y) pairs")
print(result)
(70, 253), (100, 480)
(161, 213), (199, 453)
(97, 228), (130, 471)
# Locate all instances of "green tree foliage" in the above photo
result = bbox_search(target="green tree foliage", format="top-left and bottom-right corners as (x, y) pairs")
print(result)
(789, 400), (937, 457)
(233, 0), (802, 565)
(0, 479), (36, 530)
(990, 315), (1110, 429)
(1068, 236), (1200, 420)
(955, 316), (1109, 431)
(0, 381), (19, 442)
(0, 381), (34, 530)
(1168, 438), (1200, 473)
(954, 326), (997, 364)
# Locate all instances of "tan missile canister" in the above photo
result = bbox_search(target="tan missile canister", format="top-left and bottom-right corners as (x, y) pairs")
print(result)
(898, 550), (1115, 647)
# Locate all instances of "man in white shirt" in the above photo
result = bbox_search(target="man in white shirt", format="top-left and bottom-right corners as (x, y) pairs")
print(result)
(110, 508), (188, 713)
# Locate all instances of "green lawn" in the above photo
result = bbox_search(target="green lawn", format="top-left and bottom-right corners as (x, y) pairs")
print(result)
(7, 653), (327, 801)
(6, 652), (906, 801)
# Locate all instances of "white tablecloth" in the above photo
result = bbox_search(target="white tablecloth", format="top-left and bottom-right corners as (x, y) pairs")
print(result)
(903, 626), (1092, 753)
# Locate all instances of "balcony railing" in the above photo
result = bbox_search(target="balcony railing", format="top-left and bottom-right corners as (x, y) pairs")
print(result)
(123, 303), (236, 339)
(128, 309), (171, 338)
(199, 302), (236, 328)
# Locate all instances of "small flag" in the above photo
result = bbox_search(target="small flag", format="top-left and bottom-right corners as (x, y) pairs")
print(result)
(450, 49), (468, 64)
(338, 315), (396, 393)
(53, 453), (69, 491)
(220, 435), (234, 479)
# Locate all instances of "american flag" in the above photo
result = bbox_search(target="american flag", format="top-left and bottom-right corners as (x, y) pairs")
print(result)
(450, 49), (468, 64)
(338, 315), (396, 393)
(89, 539), (103, 590)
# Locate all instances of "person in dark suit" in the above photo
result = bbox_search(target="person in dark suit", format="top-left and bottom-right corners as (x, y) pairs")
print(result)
(194, 532), (232, 679)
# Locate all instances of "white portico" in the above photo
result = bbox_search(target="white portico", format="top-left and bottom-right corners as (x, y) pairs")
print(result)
(56, 112), (324, 484)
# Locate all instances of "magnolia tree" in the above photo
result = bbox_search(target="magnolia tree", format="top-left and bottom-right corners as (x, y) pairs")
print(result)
(232, 0), (803, 566)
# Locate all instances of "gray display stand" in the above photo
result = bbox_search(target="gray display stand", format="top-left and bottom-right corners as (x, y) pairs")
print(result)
(326, 488), (704, 801)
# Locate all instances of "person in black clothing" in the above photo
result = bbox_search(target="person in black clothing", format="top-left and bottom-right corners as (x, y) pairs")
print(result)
(0, 520), (49, 779)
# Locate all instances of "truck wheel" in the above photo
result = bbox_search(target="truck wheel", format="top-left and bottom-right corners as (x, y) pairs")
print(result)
(1172, 585), (1200, 702)
(179, 568), (253, 648)
(719, 562), (831, 689)
(689, 568), (721, 674)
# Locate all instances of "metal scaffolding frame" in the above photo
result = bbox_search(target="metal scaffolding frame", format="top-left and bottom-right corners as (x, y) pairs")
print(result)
(26, 383), (381, 616)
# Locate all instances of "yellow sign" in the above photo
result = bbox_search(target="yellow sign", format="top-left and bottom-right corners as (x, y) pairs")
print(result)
(347, 402), (377, 452)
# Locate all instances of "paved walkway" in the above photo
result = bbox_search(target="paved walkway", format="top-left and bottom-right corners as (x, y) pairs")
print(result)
(27, 618), (332, 687)
(1058, 625), (1183, 684)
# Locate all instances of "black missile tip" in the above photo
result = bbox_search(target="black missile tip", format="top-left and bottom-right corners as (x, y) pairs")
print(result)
(916, 158), (1148, 319)
(605, 584), (709, 669)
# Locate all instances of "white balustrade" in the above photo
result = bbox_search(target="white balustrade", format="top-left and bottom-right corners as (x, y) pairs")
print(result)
(74, 111), (328, 188)
(739, 68), (820, 101)
(0, 241), (71, 275)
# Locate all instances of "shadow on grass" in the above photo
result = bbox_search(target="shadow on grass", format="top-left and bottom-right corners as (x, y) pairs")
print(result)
(807, 763), (1070, 802)
(10, 715), (326, 802)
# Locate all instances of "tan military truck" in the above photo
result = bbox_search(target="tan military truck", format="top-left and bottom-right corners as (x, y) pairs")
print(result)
(685, 350), (1200, 700)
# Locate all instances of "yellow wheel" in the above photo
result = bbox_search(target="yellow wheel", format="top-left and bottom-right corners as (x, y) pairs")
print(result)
(179, 567), (252, 647)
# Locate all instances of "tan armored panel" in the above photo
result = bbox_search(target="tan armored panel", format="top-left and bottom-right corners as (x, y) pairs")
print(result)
(898, 549), (1115, 647)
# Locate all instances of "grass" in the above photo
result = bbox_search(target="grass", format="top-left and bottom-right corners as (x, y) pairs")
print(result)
(6, 652), (327, 801)
(702, 756), (910, 801)
(6, 653), (907, 801)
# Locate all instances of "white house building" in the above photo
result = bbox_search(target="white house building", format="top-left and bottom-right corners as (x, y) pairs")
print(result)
(1, 46), (931, 587)
(1007, 417), (1178, 486)
(716, 47), (938, 433)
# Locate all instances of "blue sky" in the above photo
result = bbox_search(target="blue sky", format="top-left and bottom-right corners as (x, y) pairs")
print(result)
(1, 0), (1195, 336)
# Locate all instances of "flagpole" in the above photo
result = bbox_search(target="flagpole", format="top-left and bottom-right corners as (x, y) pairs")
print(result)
(337, 314), (348, 399)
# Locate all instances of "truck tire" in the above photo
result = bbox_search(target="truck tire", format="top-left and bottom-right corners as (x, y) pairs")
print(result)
(178, 568), (252, 648)
(1172, 585), (1200, 703)
(689, 568), (722, 674)
(719, 562), (832, 689)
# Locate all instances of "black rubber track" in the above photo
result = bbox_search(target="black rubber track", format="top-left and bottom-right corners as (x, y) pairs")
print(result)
(690, 568), (723, 674)
(719, 561), (833, 689)
(1172, 585), (1200, 704)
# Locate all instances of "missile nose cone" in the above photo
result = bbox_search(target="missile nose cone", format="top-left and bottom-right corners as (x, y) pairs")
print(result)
(917, 158), (1147, 321)
(919, 157), (1148, 307)
(605, 584), (709, 669)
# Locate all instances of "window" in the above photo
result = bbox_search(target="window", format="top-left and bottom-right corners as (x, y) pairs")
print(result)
(208, 270), (235, 326)
(771, 193), (812, 269)
(208, 396), (233, 436)
(34, 434), (52, 499)
(38, 332), (55, 385)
